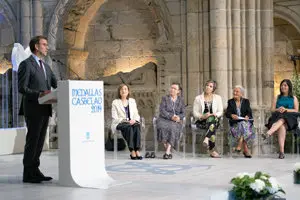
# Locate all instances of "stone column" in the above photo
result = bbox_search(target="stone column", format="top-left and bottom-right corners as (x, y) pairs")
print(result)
(241, 0), (247, 92)
(210, 0), (229, 103)
(20, 0), (31, 46)
(67, 49), (89, 80)
(255, 0), (262, 105)
(202, 0), (211, 92)
(261, 0), (274, 106)
(186, 0), (200, 104)
(32, 0), (43, 36)
(246, 0), (257, 105)
(232, 0), (242, 86)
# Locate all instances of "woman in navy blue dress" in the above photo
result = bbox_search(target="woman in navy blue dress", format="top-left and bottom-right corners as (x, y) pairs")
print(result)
(264, 79), (299, 159)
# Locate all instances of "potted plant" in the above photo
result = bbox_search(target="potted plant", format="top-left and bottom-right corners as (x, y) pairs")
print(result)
(294, 163), (300, 184)
(230, 171), (285, 200)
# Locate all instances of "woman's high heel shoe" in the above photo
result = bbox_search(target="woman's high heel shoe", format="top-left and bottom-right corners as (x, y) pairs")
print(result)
(150, 152), (156, 158)
(145, 152), (150, 158)
(130, 155), (137, 160)
(163, 153), (169, 159)
(136, 156), (143, 160)
(243, 152), (252, 158)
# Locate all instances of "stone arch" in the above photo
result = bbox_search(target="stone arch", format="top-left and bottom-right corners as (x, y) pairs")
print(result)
(48, 0), (174, 81)
(273, 16), (300, 96)
(48, 0), (173, 50)
(274, 6), (300, 35)
(0, 0), (17, 40)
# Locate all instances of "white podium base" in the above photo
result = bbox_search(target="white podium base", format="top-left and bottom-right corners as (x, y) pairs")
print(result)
(59, 176), (130, 189)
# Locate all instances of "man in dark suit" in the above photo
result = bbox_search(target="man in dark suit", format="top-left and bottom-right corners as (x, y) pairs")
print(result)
(18, 35), (57, 183)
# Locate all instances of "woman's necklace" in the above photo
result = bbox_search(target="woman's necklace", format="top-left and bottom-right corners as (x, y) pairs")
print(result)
(204, 94), (213, 102)
(122, 99), (128, 107)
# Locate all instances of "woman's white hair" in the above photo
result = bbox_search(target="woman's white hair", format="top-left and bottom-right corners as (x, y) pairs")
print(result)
(234, 85), (245, 96)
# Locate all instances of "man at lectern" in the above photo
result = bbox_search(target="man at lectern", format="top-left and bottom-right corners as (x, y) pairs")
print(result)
(18, 36), (57, 183)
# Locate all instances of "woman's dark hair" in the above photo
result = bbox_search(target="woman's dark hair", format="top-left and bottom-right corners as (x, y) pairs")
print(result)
(279, 79), (293, 98)
(117, 83), (130, 99)
(204, 80), (217, 92)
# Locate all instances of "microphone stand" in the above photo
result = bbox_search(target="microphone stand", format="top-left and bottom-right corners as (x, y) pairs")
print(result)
(52, 59), (82, 80)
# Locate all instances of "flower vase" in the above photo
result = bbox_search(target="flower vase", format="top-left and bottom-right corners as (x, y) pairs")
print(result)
(228, 192), (285, 200)
(294, 171), (300, 184)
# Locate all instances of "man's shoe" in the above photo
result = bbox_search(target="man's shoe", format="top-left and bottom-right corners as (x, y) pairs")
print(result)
(35, 169), (53, 181)
(23, 176), (43, 183)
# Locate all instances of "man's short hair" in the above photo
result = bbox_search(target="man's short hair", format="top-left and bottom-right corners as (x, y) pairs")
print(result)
(29, 35), (48, 53)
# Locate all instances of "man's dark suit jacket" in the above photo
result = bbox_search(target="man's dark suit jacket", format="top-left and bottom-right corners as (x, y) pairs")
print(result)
(18, 55), (57, 117)
(225, 98), (253, 126)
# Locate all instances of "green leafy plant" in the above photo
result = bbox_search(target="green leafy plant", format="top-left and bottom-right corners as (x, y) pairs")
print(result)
(294, 163), (300, 173)
(292, 73), (300, 104)
(230, 171), (285, 200)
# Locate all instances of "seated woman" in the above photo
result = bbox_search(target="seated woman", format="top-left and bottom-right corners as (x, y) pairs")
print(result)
(193, 80), (223, 158)
(157, 83), (185, 159)
(225, 85), (255, 158)
(264, 79), (299, 159)
(111, 84), (142, 160)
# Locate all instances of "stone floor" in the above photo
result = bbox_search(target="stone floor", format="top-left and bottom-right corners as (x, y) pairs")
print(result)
(0, 150), (299, 200)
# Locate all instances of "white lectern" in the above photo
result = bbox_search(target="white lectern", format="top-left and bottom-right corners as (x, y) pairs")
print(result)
(39, 80), (115, 189)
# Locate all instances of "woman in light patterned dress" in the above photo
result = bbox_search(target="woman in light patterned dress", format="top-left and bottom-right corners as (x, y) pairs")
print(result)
(226, 85), (255, 158)
(157, 83), (185, 159)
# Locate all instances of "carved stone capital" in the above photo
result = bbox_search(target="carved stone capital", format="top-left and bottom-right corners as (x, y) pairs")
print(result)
(68, 49), (89, 61)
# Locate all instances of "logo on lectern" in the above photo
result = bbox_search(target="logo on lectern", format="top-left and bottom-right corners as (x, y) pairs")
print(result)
(83, 131), (94, 143)
(85, 132), (90, 140)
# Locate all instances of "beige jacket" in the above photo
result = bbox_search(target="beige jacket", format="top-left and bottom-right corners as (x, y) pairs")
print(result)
(193, 93), (223, 120)
(111, 98), (140, 133)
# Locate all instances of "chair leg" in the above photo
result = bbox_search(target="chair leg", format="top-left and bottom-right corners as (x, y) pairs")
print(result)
(257, 128), (260, 157)
(296, 135), (299, 158)
(142, 127), (146, 155)
(229, 133), (233, 158)
(114, 133), (117, 160)
(192, 132), (196, 158)
(293, 135), (295, 158)
(154, 130), (158, 155)
(183, 132), (186, 159)
(220, 130), (224, 156)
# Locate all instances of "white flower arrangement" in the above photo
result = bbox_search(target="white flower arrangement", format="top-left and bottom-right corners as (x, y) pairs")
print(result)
(230, 171), (285, 199)
(294, 163), (300, 173)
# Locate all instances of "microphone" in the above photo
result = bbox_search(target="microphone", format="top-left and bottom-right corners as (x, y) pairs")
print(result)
(52, 58), (82, 80)
(288, 55), (300, 61)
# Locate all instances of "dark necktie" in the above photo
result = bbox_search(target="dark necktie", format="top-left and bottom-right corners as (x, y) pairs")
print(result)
(39, 60), (47, 79)
(39, 60), (43, 69)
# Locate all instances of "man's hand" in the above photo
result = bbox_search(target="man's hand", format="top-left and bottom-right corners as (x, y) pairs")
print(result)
(245, 115), (249, 121)
(39, 90), (51, 97)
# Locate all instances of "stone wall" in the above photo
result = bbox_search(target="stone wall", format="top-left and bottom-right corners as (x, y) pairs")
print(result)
(274, 17), (300, 96)
(0, 13), (14, 61)
(84, 0), (157, 79)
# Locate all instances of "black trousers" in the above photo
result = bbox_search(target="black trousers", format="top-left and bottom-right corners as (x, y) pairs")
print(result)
(117, 122), (141, 151)
(196, 117), (218, 151)
(23, 115), (49, 174)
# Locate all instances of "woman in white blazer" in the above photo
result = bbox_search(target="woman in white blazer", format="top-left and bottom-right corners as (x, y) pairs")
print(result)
(193, 80), (223, 158)
(111, 84), (142, 160)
